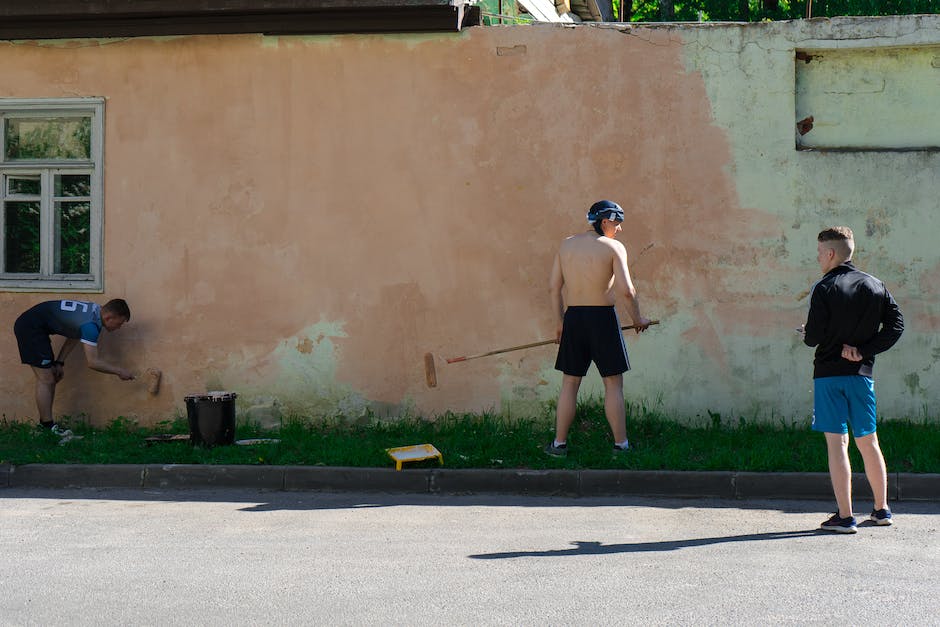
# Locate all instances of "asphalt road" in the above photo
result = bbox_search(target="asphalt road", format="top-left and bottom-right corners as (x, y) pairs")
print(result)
(2, 488), (938, 626)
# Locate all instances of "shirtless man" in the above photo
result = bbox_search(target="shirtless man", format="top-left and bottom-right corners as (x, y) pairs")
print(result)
(544, 200), (652, 457)
(13, 298), (135, 431)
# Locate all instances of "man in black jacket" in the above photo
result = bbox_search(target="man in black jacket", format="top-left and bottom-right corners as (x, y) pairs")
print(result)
(803, 227), (904, 533)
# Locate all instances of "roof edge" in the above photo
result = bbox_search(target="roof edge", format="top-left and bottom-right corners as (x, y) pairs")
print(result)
(0, 2), (482, 39)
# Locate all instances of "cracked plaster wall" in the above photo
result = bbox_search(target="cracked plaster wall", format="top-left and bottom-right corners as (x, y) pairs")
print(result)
(1, 15), (938, 426)
(673, 15), (940, 420)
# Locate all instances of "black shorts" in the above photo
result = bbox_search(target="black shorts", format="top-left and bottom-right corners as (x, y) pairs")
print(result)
(13, 312), (54, 368)
(554, 306), (630, 377)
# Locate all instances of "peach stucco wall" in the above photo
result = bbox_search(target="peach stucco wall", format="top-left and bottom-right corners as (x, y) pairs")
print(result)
(1, 17), (938, 426)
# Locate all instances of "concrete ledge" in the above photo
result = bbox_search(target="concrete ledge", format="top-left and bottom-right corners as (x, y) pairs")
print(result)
(734, 472), (903, 501)
(898, 473), (940, 501)
(8, 464), (145, 489)
(284, 466), (430, 493)
(429, 468), (580, 495)
(734, 472), (832, 500)
(143, 464), (286, 490)
(1, 464), (937, 501)
(852, 472), (900, 501)
(581, 470), (736, 498)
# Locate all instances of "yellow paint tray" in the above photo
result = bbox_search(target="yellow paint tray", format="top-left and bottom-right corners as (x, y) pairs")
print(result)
(386, 443), (443, 471)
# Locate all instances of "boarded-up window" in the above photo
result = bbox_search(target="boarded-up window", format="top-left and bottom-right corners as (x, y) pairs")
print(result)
(795, 47), (940, 151)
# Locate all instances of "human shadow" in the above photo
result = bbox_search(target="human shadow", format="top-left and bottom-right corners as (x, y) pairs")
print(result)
(4, 487), (940, 517)
(468, 529), (823, 559)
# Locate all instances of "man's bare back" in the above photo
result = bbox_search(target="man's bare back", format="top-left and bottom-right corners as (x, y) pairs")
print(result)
(544, 200), (651, 459)
(555, 231), (627, 306)
(549, 224), (645, 339)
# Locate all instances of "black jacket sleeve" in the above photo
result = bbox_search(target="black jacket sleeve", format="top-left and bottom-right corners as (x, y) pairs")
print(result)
(857, 289), (904, 358)
(803, 284), (827, 348)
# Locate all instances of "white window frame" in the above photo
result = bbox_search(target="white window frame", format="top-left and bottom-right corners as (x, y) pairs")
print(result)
(0, 97), (104, 292)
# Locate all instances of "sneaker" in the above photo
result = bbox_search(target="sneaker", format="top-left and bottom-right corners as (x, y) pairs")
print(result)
(38, 421), (55, 431)
(612, 442), (630, 456)
(57, 432), (83, 446)
(819, 513), (858, 534)
(870, 508), (893, 526)
(51, 424), (73, 437)
(543, 441), (568, 458)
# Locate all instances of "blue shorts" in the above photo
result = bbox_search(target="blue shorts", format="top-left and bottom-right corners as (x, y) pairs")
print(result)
(812, 376), (877, 437)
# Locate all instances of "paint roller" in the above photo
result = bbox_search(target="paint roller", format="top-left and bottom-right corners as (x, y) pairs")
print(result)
(424, 321), (659, 388)
(146, 368), (162, 395)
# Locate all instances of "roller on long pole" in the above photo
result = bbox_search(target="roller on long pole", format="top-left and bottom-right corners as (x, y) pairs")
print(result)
(445, 321), (659, 364)
(423, 320), (660, 388)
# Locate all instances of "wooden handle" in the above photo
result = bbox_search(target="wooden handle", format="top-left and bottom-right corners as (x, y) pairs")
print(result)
(446, 320), (659, 364)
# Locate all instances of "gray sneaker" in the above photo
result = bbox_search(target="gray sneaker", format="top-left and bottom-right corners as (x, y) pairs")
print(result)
(543, 442), (568, 458)
(51, 424), (73, 437)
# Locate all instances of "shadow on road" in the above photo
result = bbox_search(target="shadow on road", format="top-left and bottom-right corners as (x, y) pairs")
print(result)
(2, 488), (939, 516)
(468, 530), (824, 559)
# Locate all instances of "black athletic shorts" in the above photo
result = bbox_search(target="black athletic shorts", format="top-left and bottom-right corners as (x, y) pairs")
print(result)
(554, 306), (630, 377)
(13, 312), (55, 368)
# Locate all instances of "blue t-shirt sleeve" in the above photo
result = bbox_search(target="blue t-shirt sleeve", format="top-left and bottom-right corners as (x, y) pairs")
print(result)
(79, 322), (101, 345)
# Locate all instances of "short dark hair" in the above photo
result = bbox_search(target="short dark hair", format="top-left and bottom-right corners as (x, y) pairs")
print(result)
(817, 226), (853, 243)
(817, 226), (854, 260)
(102, 298), (130, 321)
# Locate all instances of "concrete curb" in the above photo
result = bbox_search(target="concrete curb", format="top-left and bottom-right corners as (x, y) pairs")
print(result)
(1, 463), (938, 501)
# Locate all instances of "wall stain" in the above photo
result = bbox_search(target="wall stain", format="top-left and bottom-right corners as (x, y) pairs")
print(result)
(865, 207), (891, 238)
(903, 372), (923, 396)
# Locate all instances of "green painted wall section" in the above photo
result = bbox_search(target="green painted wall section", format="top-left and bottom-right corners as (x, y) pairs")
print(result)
(671, 16), (940, 420)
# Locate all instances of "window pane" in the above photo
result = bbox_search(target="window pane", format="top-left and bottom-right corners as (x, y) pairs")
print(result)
(4, 201), (40, 273)
(6, 174), (41, 196)
(56, 201), (91, 274)
(4, 117), (91, 160)
(54, 174), (90, 197)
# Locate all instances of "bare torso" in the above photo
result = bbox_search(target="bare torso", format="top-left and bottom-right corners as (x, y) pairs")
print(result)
(556, 231), (625, 306)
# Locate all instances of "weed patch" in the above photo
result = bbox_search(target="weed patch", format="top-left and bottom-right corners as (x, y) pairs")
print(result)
(0, 400), (936, 473)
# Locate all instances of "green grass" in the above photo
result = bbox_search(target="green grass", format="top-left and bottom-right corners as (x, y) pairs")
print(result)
(1, 399), (937, 473)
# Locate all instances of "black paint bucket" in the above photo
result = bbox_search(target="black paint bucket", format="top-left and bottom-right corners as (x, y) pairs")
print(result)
(184, 391), (237, 447)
